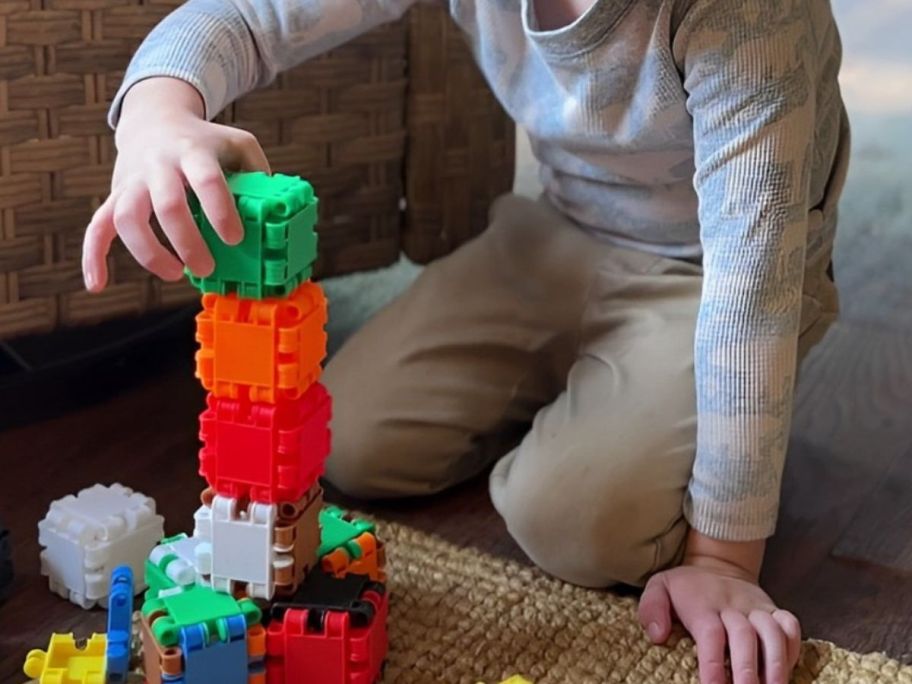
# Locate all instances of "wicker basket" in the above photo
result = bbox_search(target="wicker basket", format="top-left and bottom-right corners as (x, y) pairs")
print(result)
(0, 1), (514, 340)
(405, 5), (516, 262)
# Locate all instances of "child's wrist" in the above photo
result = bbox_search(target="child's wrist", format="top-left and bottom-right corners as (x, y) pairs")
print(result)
(682, 528), (766, 582)
(117, 77), (206, 139)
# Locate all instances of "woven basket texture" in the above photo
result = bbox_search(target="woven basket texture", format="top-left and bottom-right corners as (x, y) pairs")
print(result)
(0, 2), (514, 339)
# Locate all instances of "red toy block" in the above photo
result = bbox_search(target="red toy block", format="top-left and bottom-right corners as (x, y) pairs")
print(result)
(265, 587), (388, 684)
(199, 383), (332, 504)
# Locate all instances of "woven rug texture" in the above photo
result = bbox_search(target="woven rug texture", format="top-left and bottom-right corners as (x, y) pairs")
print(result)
(380, 522), (912, 684)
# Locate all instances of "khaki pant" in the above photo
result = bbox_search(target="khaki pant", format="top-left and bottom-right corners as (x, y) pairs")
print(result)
(323, 194), (838, 588)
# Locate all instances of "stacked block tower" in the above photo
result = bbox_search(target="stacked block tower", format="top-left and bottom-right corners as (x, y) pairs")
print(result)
(140, 173), (389, 684)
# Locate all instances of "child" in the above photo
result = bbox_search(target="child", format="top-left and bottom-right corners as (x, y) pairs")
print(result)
(83, 1), (849, 682)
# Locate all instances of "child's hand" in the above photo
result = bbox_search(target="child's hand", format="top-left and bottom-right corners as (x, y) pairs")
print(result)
(638, 537), (801, 684)
(82, 77), (270, 292)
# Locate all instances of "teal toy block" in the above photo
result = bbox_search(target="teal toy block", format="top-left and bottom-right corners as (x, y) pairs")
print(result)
(142, 584), (261, 648)
(317, 506), (375, 559)
(187, 172), (319, 299)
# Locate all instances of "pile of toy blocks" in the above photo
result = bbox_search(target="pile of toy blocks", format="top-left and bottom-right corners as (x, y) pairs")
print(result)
(139, 173), (388, 684)
(20, 173), (387, 684)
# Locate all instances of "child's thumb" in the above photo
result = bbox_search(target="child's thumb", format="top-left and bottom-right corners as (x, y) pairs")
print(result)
(638, 575), (673, 644)
(227, 129), (271, 175)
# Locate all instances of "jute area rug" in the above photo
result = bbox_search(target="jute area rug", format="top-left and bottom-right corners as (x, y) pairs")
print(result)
(380, 521), (912, 684)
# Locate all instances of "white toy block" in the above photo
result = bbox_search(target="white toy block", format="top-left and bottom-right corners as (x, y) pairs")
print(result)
(194, 493), (292, 600)
(38, 483), (164, 609)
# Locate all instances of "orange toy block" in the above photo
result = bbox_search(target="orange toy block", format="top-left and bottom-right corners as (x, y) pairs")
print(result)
(321, 532), (387, 583)
(195, 282), (328, 403)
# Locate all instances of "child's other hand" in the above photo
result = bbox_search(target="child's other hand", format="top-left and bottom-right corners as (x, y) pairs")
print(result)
(82, 77), (270, 292)
(638, 555), (801, 684)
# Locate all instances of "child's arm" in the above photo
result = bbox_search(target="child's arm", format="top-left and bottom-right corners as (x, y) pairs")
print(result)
(108, 0), (421, 128)
(84, 0), (421, 291)
(639, 2), (843, 683)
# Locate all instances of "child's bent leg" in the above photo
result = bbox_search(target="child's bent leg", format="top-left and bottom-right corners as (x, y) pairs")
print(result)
(489, 248), (838, 589)
(490, 252), (704, 589)
(323, 195), (608, 499)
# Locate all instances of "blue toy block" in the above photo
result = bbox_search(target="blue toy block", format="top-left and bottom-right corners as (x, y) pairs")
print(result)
(106, 565), (134, 683)
(178, 614), (248, 684)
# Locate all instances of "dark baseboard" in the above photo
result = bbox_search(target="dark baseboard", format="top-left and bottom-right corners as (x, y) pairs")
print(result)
(0, 308), (197, 431)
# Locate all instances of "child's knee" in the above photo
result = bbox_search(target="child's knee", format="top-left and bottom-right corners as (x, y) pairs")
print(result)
(324, 416), (395, 500)
(491, 446), (689, 588)
(500, 482), (688, 587)
(323, 388), (424, 500)
(325, 410), (473, 500)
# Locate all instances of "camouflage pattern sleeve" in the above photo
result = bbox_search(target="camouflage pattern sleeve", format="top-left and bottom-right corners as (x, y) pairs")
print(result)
(110, 0), (424, 126)
(678, 0), (820, 540)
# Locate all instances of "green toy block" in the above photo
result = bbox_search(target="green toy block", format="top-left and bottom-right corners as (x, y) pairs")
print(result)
(141, 584), (261, 648)
(187, 172), (319, 299)
(317, 506), (375, 559)
(144, 533), (205, 600)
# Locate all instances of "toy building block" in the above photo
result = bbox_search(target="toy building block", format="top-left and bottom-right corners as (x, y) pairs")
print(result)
(106, 566), (134, 683)
(274, 485), (323, 597)
(193, 491), (293, 600)
(23, 633), (107, 684)
(249, 625), (267, 684)
(141, 609), (266, 684)
(318, 506), (376, 559)
(321, 531), (387, 583)
(0, 521), (12, 602)
(180, 615), (250, 684)
(188, 172), (319, 299)
(266, 570), (388, 684)
(140, 612), (183, 684)
(146, 533), (208, 599)
(269, 568), (386, 625)
(38, 483), (164, 609)
(142, 584), (261, 648)
(199, 382), (332, 503)
(195, 281), (328, 404)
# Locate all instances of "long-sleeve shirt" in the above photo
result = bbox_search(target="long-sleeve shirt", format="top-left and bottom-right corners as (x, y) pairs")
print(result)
(112, 0), (850, 541)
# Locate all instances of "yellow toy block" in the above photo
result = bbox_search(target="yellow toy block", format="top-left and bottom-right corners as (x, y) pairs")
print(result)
(23, 633), (107, 684)
(477, 677), (533, 684)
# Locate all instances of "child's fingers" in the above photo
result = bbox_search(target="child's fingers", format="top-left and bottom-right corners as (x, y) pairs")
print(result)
(182, 151), (244, 246)
(748, 611), (789, 684)
(692, 615), (728, 684)
(226, 128), (271, 174)
(113, 184), (185, 282)
(82, 197), (117, 292)
(770, 610), (801, 669)
(637, 575), (673, 643)
(721, 610), (759, 684)
(148, 169), (215, 277)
